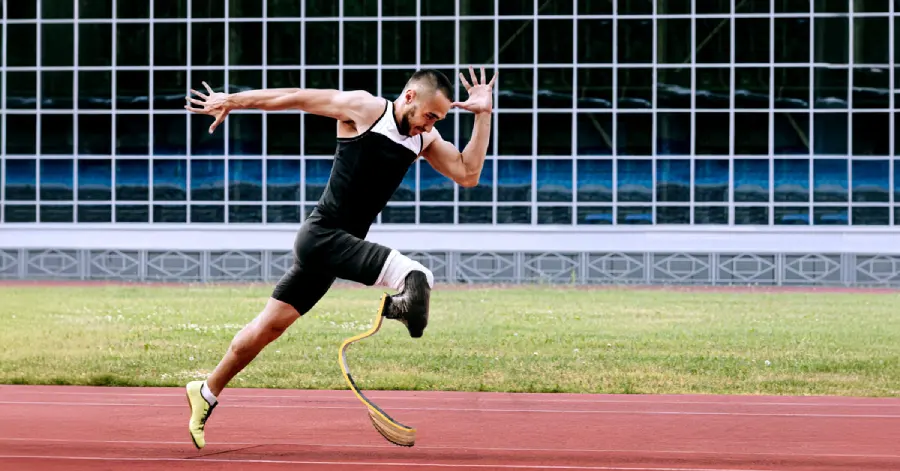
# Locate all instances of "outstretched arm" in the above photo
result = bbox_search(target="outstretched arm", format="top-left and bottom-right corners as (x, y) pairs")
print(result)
(421, 116), (491, 188)
(421, 67), (496, 188)
(185, 82), (376, 134)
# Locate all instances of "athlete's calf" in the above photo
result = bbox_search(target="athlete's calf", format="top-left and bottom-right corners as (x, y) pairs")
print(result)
(206, 298), (300, 396)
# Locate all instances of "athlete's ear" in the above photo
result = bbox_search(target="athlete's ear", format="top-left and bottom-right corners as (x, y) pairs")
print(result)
(405, 89), (416, 103)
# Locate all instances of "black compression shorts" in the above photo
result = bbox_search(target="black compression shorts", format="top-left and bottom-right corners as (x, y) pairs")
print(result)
(271, 217), (392, 315)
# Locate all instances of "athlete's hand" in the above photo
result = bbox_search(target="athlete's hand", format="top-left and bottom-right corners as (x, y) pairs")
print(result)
(452, 65), (496, 115)
(184, 81), (231, 134)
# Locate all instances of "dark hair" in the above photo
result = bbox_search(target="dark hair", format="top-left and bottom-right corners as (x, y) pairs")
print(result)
(406, 69), (454, 100)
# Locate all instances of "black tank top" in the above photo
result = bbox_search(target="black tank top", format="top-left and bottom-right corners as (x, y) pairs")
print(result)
(308, 99), (424, 237)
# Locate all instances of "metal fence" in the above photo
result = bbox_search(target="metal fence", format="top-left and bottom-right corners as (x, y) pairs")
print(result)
(3, 247), (900, 287)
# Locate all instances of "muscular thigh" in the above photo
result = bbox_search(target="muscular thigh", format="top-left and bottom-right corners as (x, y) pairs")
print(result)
(271, 263), (336, 316)
(294, 221), (392, 286)
(322, 230), (392, 285)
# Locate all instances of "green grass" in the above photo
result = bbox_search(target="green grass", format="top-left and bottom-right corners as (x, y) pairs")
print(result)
(0, 284), (898, 397)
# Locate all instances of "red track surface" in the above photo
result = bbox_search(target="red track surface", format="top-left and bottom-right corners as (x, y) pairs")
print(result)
(0, 385), (898, 470)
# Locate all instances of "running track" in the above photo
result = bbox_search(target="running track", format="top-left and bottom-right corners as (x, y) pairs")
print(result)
(0, 386), (898, 470)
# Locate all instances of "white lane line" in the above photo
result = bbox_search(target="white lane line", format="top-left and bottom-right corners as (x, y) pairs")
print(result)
(0, 401), (898, 418)
(4, 390), (897, 408)
(0, 437), (897, 460)
(0, 455), (777, 471)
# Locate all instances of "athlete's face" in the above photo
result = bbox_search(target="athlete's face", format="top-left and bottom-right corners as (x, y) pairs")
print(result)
(399, 89), (452, 137)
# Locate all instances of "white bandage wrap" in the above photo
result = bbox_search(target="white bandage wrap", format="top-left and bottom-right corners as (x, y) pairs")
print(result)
(374, 250), (434, 292)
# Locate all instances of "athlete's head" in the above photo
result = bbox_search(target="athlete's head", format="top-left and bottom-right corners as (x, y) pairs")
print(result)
(395, 69), (454, 137)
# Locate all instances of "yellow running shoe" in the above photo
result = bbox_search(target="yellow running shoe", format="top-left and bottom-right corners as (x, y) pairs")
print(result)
(185, 380), (217, 449)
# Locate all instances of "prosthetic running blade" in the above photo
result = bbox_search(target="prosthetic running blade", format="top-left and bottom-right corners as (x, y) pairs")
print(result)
(338, 293), (416, 447)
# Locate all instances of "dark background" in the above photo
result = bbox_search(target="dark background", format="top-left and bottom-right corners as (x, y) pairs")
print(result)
(0, 0), (895, 226)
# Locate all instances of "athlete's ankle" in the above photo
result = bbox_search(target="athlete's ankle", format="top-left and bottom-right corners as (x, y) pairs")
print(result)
(205, 376), (227, 398)
(200, 380), (219, 406)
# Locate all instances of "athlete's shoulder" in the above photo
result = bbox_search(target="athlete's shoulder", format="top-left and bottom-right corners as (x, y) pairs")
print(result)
(335, 92), (390, 139)
(335, 90), (387, 123)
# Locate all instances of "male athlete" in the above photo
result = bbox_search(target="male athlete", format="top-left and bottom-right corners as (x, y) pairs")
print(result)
(181, 66), (496, 449)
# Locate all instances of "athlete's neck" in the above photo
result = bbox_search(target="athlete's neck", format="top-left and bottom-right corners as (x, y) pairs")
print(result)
(392, 96), (407, 122)
(392, 96), (413, 137)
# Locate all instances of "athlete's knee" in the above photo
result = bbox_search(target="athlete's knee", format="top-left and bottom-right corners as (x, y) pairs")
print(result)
(257, 298), (301, 338)
(396, 270), (431, 338)
(231, 299), (299, 356)
(378, 252), (432, 338)
(374, 250), (435, 292)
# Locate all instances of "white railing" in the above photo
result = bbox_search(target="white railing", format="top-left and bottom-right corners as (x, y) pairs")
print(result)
(2, 224), (899, 254)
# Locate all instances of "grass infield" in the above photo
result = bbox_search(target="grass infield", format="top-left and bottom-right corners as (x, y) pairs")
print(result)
(0, 283), (898, 397)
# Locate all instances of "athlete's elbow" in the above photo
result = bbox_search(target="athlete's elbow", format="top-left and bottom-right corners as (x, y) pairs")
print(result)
(457, 172), (481, 188)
